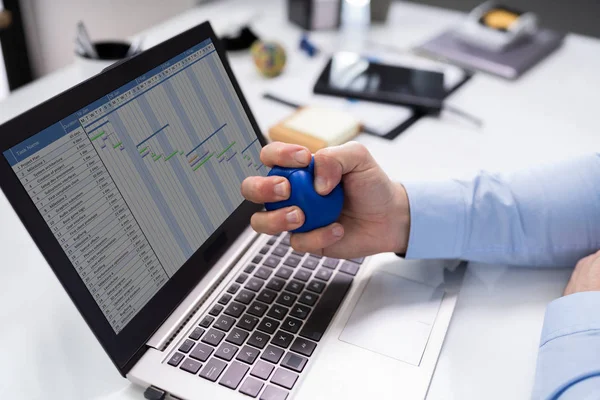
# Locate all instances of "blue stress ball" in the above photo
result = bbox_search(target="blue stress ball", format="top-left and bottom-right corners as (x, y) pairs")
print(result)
(265, 157), (344, 233)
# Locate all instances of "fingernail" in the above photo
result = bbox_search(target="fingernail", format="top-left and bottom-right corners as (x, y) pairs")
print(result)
(332, 225), (344, 237)
(294, 150), (309, 164)
(274, 181), (287, 197)
(315, 176), (327, 193)
(286, 210), (299, 223)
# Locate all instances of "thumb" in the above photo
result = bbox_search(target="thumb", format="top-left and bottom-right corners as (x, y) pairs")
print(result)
(313, 141), (373, 195)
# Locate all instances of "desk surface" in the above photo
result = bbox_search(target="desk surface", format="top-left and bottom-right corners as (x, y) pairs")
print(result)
(1, 1), (599, 399)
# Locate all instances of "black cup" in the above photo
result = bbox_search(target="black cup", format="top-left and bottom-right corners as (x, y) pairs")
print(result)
(80, 41), (131, 60)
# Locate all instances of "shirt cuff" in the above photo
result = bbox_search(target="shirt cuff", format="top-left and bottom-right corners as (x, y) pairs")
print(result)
(402, 180), (467, 260)
(540, 291), (600, 347)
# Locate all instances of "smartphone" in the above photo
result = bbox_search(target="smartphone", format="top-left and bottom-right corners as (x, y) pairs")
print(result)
(313, 53), (446, 114)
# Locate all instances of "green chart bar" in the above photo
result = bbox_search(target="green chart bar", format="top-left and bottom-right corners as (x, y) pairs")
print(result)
(194, 153), (214, 171)
(217, 141), (236, 159)
(91, 131), (106, 141)
(164, 151), (178, 161)
(139, 146), (149, 154)
(113, 141), (122, 149)
(153, 155), (162, 162)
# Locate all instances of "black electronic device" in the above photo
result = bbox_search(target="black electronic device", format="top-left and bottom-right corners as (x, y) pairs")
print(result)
(314, 53), (446, 114)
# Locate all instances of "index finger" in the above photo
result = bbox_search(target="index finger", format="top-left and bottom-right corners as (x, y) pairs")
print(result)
(260, 142), (312, 168)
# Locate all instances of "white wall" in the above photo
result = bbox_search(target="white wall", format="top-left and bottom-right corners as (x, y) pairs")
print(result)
(20, 0), (201, 77)
(0, 0), (7, 99)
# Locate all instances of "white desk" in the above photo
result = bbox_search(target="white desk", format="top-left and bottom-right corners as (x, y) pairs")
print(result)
(1, 1), (599, 399)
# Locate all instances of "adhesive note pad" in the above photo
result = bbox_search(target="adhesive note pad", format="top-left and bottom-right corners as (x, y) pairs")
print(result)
(283, 106), (360, 145)
(339, 271), (444, 366)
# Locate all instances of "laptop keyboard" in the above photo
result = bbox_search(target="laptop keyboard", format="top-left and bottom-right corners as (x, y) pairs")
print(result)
(167, 232), (365, 399)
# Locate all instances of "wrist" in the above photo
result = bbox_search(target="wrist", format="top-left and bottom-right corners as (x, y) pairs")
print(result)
(389, 182), (410, 254)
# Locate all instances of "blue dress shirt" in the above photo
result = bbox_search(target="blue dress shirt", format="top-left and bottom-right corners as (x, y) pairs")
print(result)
(402, 153), (600, 399)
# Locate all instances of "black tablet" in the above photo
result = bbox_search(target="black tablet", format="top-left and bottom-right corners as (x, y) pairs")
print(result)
(313, 53), (446, 114)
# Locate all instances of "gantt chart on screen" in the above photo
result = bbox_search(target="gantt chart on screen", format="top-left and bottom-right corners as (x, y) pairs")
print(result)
(4, 39), (265, 333)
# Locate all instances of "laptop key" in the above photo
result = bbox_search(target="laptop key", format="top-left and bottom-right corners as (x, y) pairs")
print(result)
(168, 352), (185, 367)
(260, 385), (289, 400)
(254, 266), (273, 280)
(302, 257), (319, 270)
(244, 265), (257, 274)
(199, 315), (214, 328)
(281, 317), (302, 334)
(190, 342), (214, 362)
(298, 291), (318, 306)
(285, 280), (304, 294)
(209, 304), (224, 316)
(340, 261), (360, 276)
(226, 328), (249, 346)
(257, 317), (280, 335)
(351, 257), (365, 264)
(236, 273), (249, 284)
(202, 328), (225, 347)
(259, 246), (270, 254)
(322, 258), (339, 269)
(267, 304), (289, 321)
(240, 376), (265, 397)
(290, 337), (317, 357)
(266, 277), (286, 292)
(280, 352), (308, 373)
(215, 342), (239, 361)
(235, 289), (255, 305)
(251, 360), (275, 380)
(281, 234), (291, 246)
(214, 315), (236, 332)
(218, 293), (232, 305)
(267, 236), (277, 245)
(293, 269), (311, 282)
(272, 246), (288, 257)
(315, 268), (332, 281)
(179, 339), (195, 353)
(237, 314), (259, 331)
(237, 345), (261, 364)
(248, 331), (270, 349)
(307, 280), (325, 294)
(261, 344), (284, 364)
(189, 327), (205, 340)
(300, 272), (353, 341)
(219, 361), (249, 390)
(257, 288), (277, 304)
(271, 330), (294, 349)
(309, 253), (323, 259)
(248, 301), (268, 317)
(284, 256), (301, 268)
(225, 301), (246, 318)
(263, 256), (281, 268)
(227, 283), (241, 294)
(246, 277), (264, 292)
(292, 250), (304, 256)
(252, 255), (263, 264)
(180, 358), (202, 374)
(290, 304), (310, 320)
(199, 357), (227, 382)
(275, 267), (293, 280)
(271, 367), (298, 390)
(276, 292), (297, 307)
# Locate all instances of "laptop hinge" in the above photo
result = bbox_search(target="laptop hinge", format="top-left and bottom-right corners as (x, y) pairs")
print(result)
(146, 226), (259, 351)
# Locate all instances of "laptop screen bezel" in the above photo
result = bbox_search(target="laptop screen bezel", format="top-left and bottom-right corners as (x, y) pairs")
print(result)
(0, 22), (267, 375)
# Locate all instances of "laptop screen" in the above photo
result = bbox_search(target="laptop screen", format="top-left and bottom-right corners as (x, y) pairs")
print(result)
(2, 38), (265, 334)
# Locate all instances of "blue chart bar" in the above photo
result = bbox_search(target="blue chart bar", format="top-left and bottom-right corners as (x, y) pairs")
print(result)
(241, 138), (259, 154)
(186, 123), (227, 157)
(136, 124), (170, 148)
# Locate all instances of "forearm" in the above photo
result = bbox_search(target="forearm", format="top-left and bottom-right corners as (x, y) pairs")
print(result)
(532, 292), (600, 399)
(403, 154), (600, 267)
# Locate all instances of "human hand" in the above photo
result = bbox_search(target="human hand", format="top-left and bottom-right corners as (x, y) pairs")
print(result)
(564, 250), (600, 296)
(241, 141), (410, 259)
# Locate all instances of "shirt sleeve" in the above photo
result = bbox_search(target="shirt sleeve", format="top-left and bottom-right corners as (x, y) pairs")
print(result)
(402, 153), (600, 268)
(532, 291), (600, 399)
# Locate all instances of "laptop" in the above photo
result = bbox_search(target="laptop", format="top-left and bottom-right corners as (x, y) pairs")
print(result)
(0, 22), (464, 400)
